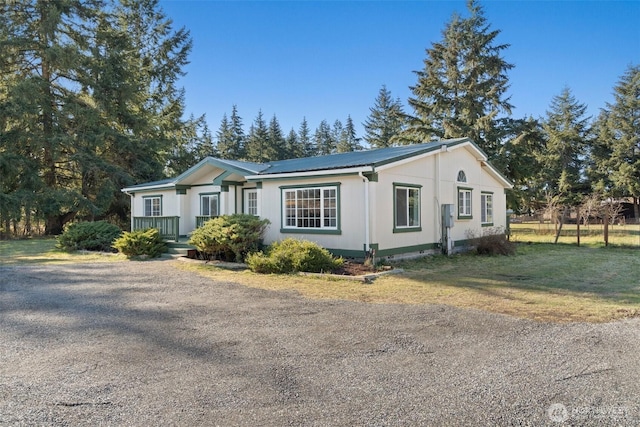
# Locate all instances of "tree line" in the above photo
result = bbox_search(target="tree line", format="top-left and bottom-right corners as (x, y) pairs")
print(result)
(1, 0), (638, 237)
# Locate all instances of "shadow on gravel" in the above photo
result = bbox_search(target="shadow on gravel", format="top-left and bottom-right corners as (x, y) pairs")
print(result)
(0, 263), (237, 362)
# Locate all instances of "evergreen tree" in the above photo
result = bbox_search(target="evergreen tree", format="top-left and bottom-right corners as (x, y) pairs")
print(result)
(284, 128), (303, 159)
(244, 110), (271, 163)
(363, 85), (407, 148)
(0, 0), (194, 234)
(337, 115), (363, 152)
(268, 114), (286, 160)
(166, 115), (215, 176)
(540, 87), (591, 206)
(597, 65), (640, 217)
(298, 117), (314, 157)
(216, 105), (245, 160)
(404, 0), (513, 159)
(314, 120), (335, 155)
(497, 117), (545, 213)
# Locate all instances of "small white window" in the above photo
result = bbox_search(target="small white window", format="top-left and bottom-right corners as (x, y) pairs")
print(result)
(394, 185), (420, 229)
(201, 194), (219, 217)
(244, 189), (259, 216)
(144, 196), (161, 217)
(481, 193), (493, 225)
(458, 188), (472, 218)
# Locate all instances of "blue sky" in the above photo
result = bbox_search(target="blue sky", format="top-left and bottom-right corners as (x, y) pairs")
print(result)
(160, 0), (640, 141)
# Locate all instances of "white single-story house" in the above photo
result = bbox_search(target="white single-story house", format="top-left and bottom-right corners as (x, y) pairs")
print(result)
(122, 137), (512, 259)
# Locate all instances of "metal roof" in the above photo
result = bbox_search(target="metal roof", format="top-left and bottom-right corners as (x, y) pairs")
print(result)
(122, 137), (512, 192)
(260, 138), (470, 174)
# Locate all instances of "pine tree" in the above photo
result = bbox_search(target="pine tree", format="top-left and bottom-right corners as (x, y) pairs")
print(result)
(284, 128), (303, 159)
(540, 87), (591, 206)
(268, 114), (286, 160)
(244, 110), (271, 163)
(0, 0), (195, 234)
(314, 120), (335, 155)
(298, 117), (314, 157)
(405, 0), (513, 159)
(216, 105), (245, 160)
(363, 85), (407, 148)
(497, 117), (545, 213)
(600, 65), (640, 217)
(337, 115), (363, 152)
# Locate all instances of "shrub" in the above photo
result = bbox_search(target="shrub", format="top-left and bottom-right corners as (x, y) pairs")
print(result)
(246, 238), (344, 274)
(189, 214), (270, 262)
(57, 221), (122, 252)
(112, 228), (167, 258)
(467, 227), (516, 256)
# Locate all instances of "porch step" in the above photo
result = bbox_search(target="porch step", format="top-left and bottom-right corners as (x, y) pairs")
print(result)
(164, 242), (197, 258)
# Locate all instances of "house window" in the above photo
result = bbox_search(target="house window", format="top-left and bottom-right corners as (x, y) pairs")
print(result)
(200, 193), (219, 217)
(481, 192), (493, 225)
(457, 170), (467, 183)
(458, 187), (472, 219)
(244, 189), (258, 216)
(394, 184), (421, 232)
(281, 185), (339, 232)
(143, 196), (162, 217)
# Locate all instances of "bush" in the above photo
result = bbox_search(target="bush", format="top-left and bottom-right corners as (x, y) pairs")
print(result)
(246, 238), (344, 274)
(57, 221), (122, 252)
(112, 228), (167, 258)
(189, 214), (270, 262)
(467, 227), (516, 256)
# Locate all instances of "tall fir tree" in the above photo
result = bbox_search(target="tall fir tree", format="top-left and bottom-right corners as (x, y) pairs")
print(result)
(596, 65), (640, 217)
(284, 128), (303, 159)
(216, 105), (245, 160)
(497, 117), (545, 213)
(540, 87), (591, 206)
(314, 120), (335, 155)
(363, 85), (407, 148)
(244, 110), (272, 163)
(268, 114), (286, 160)
(404, 0), (513, 159)
(298, 117), (314, 157)
(337, 115), (363, 152)
(0, 0), (195, 234)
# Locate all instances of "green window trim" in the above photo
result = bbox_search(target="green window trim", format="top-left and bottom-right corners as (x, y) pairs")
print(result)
(457, 186), (473, 219)
(142, 195), (162, 217)
(393, 183), (422, 233)
(199, 192), (220, 217)
(481, 191), (494, 226)
(243, 188), (259, 216)
(280, 183), (341, 233)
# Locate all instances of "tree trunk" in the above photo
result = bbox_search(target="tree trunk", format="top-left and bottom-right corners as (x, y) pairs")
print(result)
(603, 208), (609, 247)
(634, 197), (639, 223)
(45, 212), (77, 236)
(576, 206), (580, 247)
(554, 206), (568, 244)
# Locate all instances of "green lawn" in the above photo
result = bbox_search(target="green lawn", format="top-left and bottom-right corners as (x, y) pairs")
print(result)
(0, 238), (125, 264)
(181, 243), (640, 323)
(2, 238), (638, 323)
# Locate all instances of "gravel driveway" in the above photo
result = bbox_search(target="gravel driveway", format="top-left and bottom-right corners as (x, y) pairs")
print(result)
(1, 260), (639, 426)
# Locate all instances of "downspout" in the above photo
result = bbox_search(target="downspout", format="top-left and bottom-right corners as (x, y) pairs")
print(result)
(123, 190), (134, 232)
(358, 170), (371, 260)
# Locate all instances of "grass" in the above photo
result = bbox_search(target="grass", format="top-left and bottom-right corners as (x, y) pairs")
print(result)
(179, 243), (640, 323)
(0, 238), (126, 264)
(2, 237), (638, 323)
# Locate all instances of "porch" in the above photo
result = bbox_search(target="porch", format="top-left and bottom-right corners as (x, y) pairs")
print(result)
(132, 215), (217, 241)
